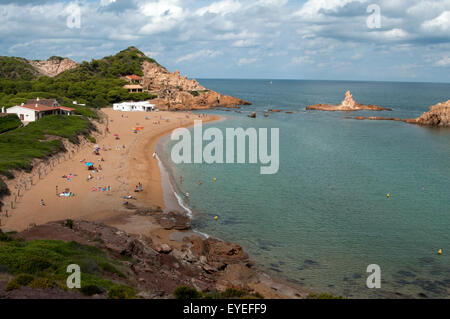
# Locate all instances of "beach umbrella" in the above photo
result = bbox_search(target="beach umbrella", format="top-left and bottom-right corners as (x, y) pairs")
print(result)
(85, 162), (94, 167)
(114, 134), (119, 136)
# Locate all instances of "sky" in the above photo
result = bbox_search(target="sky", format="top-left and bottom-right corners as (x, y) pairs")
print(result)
(1, 0), (450, 82)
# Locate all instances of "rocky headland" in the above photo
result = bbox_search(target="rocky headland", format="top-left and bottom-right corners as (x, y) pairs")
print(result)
(140, 59), (251, 111)
(307, 91), (392, 112)
(352, 100), (450, 127)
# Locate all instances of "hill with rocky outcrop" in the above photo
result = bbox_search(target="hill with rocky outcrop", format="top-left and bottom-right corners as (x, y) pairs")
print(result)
(28, 56), (78, 78)
(0, 56), (78, 80)
(136, 51), (251, 110)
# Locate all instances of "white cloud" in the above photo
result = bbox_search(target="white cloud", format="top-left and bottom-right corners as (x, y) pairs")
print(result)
(237, 57), (259, 65)
(293, 0), (367, 20)
(435, 56), (450, 66)
(196, 0), (242, 16)
(139, 0), (186, 35)
(176, 50), (222, 63)
(422, 11), (450, 32)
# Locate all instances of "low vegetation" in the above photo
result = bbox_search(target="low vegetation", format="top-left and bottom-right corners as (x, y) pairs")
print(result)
(0, 231), (134, 298)
(0, 114), (22, 134)
(174, 286), (264, 300)
(0, 115), (94, 177)
(0, 57), (38, 81)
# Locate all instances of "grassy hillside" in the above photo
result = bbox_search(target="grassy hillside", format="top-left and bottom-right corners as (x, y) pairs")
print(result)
(0, 114), (22, 134)
(0, 57), (39, 81)
(0, 115), (94, 178)
(0, 230), (135, 298)
(0, 47), (157, 109)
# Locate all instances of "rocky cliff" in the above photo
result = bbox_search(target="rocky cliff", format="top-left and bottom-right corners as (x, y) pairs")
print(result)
(140, 60), (251, 110)
(307, 91), (391, 112)
(28, 57), (78, 77)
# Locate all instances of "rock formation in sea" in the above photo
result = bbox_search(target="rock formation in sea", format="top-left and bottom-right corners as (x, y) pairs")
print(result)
(28, 57), (78, 77)
(140, 60), (251, 110)
(351, 100), (450, 127)
(307, 91), (392, 112)
(410, 100), (450, 127)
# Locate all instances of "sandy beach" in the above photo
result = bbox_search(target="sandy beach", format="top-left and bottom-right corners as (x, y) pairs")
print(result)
(0, 108), (306, 299)
(1, 108), (219, 232)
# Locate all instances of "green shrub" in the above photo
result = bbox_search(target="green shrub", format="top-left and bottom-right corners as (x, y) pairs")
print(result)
(0, 229), (14, 242)
(87, 136), (96, 143)
(0, 114), (22, 134)
(28, 277), (55, 289)
(80, 284), (103, 296)
(5, 274), (34, 291)
(220, 288), (247, 299)
(107, 285), (136, 299)
(65, 219), (74, 229)
(174, 286), (203, 300)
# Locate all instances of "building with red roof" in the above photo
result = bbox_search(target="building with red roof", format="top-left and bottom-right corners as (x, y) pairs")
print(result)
(6, 103), (75, 123)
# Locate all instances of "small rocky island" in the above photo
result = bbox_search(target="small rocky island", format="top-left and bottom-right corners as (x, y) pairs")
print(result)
(353, 100), (450, 127)
(307, 91), (392, 112)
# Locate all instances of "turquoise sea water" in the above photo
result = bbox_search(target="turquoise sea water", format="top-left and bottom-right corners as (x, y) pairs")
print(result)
(158, 80), (450, 298)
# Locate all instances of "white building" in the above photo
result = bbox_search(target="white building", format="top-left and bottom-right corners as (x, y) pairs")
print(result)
(6, 103), (75, 123)
(113, 101), (156, 112)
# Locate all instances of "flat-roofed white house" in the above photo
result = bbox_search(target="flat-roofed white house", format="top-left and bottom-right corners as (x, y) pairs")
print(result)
(6, 103), (75, 123)
(113, 101), (156, 112)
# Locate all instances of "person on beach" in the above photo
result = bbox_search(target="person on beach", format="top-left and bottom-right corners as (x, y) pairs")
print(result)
(40, 199), (45, 206)
(138, 183), (143, 192)
(180, 176), (183, 184)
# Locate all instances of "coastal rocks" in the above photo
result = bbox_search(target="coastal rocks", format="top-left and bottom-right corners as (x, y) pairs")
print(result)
(28, 57), (78, 77)
(159, 211), (191, 231)
(351, 100), (450, 127)
(189, 236), (249, 270)
(353, 116), (403, 121)
(134, 207), (190, 231)
(248, 112), (256, 118)
(269, 109), (282, 113)
(155, 244), (172, 254)
(140, 60), (251, 110)
(414, 100), (450, 127)
(307, 91), (392, 112)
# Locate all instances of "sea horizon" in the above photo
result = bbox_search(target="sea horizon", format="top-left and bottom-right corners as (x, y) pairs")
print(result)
(196, 78), (450, 85)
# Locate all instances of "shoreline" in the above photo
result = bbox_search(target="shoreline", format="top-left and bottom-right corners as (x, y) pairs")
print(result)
(153, 115), (310, 299)
(0, 108), (308, 298)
